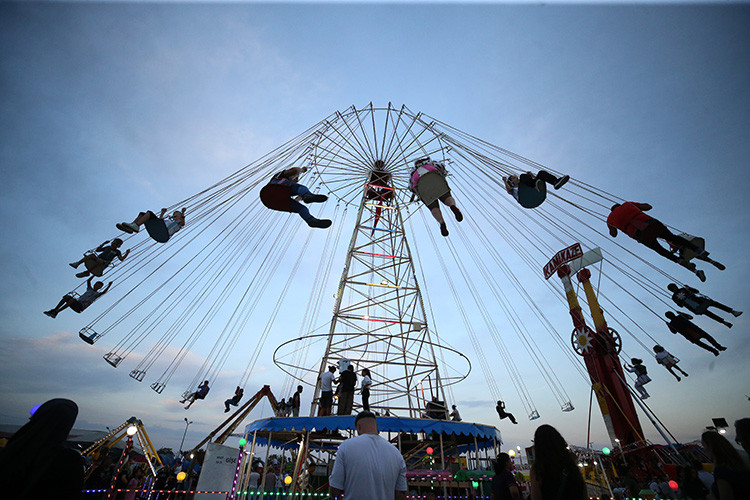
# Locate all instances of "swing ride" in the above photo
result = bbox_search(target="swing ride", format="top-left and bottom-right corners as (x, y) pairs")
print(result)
(56, 103), (736, 493)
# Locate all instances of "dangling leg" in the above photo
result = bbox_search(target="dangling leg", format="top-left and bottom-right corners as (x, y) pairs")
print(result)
(442, 195), (463, 222)
(69, 253), (93, 269)
(690, 338), (720, 356)
(702, 310), (732, 328)
(428, 201), (449, 237)
(290, 183), (327, 204)
(642, 234), (705, 281)
(44, 295), (75, 318)
(635, 381), (649, 399)
(290, 200), (331, 229)
(700, 332), (727, 352)
(536, 170), (570, 190)
(693, 250), (726, 270)
(706, 299), (741, 317)
(665, 366), (681, 381)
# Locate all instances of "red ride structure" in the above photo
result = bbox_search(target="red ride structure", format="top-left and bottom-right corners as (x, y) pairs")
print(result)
(546, 245), (645, 446)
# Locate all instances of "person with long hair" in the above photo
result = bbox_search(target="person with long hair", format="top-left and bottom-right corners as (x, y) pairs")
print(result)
(529, 424), (586, 500)
(491, 452), (521, 500)
(701, 431), (750, 500)
(0, 398), (85, 500)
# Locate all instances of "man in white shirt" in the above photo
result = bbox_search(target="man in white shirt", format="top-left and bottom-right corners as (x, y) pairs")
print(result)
(450, 404), (462, 422)
(318, 365), (337, 416)
(329, 411), (407, 500)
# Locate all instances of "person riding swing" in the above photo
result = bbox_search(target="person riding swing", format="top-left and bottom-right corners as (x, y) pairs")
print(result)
(502, 170), (570, 209)
(117, 208), (186, 243)
(409, 157), (463, 237)
(260, 166), (332, 229)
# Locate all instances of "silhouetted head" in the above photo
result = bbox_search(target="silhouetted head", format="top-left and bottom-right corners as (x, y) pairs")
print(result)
(631, 358), (642, 365)
(653, 345), (665, 353)
(328, 365), (336, 373)
(297, 385), (303, 392)
(611, 203), (621, 211)
(701, 431), (749, 471)
(735, 418), (750, 455)
(665, 311), (676, 319)
(495, 453), (512, 473)
(112, 238), (123, 248)
(362, 368), (371, 377)
(667, 283), (679, 292)
(93, 281), (105, 291)
(347, 365), (354, 372)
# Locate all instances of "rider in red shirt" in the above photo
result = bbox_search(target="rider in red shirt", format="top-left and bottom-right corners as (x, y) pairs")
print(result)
(607, 202), (707, 281)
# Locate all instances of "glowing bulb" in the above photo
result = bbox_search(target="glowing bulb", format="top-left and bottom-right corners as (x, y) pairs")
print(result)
(176, 471), (187, 482)
(719, 429), (727, 435)
(602, 447), (611, 455)
(426, 447), (434, 455)
(126, 425), (137, 436)
(471, 481), (479, 488)
(668, 480), (679, 490)
(285, 475), (293, 485)
(516, 446), (521, 451)
(239, 438), (247, 447)
(508, 449), (516, 457)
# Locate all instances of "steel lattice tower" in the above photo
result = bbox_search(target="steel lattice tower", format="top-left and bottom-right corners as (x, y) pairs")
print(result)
(309, 170), (449, 418)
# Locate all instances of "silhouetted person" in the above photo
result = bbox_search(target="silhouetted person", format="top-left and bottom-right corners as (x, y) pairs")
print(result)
(734, 418), (750, 457)
(496, 400), (518, 424)
(529, 424), (587, 500)
(607, 202), (709, 280)
(701, 431), (750, 500)
(668, 283), (741, 328)
(224, 386), (244, 413)
(665, 311), (726, 356)
(0, 398), (85, 500)
(652, 345), (689, 381)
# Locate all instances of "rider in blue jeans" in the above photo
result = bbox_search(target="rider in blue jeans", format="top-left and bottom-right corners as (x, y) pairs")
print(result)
(269, 167), (331, 228)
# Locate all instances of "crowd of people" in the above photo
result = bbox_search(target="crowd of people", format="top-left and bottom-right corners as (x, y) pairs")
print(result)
(1, 398), (748, 500)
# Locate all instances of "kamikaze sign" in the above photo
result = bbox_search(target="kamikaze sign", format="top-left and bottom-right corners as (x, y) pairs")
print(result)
(543, 243), (583, 279)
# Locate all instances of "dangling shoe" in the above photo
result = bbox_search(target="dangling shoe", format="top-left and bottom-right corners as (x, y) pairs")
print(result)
(69, 262), (79, 269)
(724, 322), (733, 328)
(117, 222), (139, 233)
(307, 218), (332, 229)
(712, 261), (726, 271)
(43, 310), (57, 319)
(675, 376), (681, 382)
(731, 310), (743, 317)
(450, 205), (463, 222)
(302, 193), (328, 204)
(679, 259), (696, 271)
(554, 175), (570, 190)
(440, 223), (449, 237)
(76, 271), (89, 278)
(696, 269), (706, 282)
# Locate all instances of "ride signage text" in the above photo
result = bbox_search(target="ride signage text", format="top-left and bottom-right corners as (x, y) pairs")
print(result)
(543, 243), (583, 279)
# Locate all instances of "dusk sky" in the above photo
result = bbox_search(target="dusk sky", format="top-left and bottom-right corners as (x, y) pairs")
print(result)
(1, 1), (748, 458)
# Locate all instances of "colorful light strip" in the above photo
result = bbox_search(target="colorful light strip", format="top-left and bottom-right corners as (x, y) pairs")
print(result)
(360, 251), (400, 259)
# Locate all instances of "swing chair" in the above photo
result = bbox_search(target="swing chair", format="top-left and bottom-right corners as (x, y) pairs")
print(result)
(669, 233), (705, 262)
(516, 181), (547, 209)
(144, 218), (173, 243)
(79, 247), (122, 277)
(260, 183), (294, 212)
(412, 159), (450, 207)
